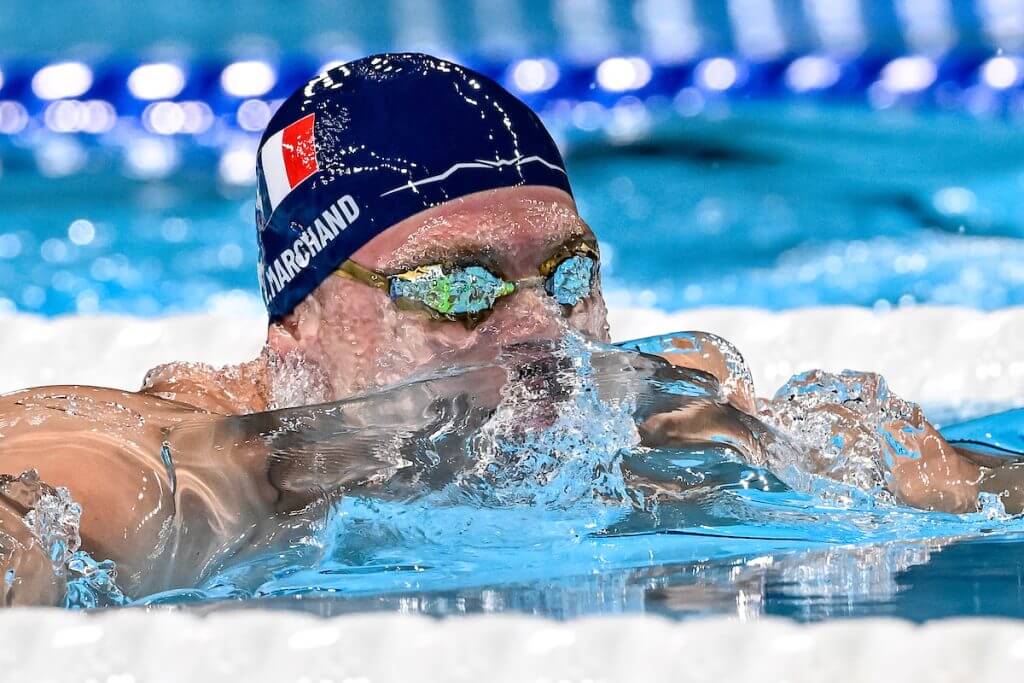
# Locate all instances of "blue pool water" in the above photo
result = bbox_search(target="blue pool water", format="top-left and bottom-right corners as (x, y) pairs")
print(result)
(102, 333), (1024, 622)
(6, 102), (1024, 315)
(7, 97), (1024, 621)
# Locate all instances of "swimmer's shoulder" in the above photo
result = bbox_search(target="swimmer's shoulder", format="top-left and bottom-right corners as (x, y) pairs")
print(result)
(0, 384), (205, 440)
(141, 359), (269, 416)
(0, 384), (188, 413)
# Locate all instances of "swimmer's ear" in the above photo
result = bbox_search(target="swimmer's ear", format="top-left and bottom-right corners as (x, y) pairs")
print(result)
(267, 297), (323, 354)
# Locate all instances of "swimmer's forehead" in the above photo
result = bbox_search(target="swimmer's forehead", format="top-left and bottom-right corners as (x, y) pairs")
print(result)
(357, 188), (595, 273)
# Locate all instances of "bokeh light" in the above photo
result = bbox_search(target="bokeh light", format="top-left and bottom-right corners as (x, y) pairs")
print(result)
(879, 55), (937, 94)
(785, 55), (841, 92)
(220, 60), (277, 97)
(596, 57), (652, 92)
(695, 57), (739, 91)
(32, 61), (94, 100)
(981, 55), (1023, 90)
(509, 58), (560, 93)
(128, 62), (187, 100)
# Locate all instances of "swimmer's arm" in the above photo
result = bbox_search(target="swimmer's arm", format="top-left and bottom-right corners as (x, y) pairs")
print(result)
(0, 524), (65, 607)
(974, 459), (1024, 515)
(894, 434), (1024, 514)
(650, 334), (987, 513)
(652, 334), (990, 513)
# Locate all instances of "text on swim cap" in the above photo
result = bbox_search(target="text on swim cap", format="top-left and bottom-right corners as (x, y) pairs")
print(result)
(263, 195), (360, 304)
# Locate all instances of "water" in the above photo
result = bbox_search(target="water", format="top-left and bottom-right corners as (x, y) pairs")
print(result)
(6, 53), (1024, 683)
(6, 103), (1024, 315)
(6, 93), (1024, 620)
(32, 332), (1003, 622)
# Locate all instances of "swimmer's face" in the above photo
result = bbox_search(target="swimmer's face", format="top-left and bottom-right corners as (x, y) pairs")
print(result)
(268, 186), (610, 400)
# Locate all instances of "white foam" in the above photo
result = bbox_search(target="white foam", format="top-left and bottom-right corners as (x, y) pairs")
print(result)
(0, 312), (267, 394)
(608, 305), (1024, 408)
(4, 306), (1024, 409)
(3, 610), (1023, 680)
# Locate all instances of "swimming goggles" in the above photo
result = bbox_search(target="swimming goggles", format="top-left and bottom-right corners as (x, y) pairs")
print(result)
(334, 238), (599, 328)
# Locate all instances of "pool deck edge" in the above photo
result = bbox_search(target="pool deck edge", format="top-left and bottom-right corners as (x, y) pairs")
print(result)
(5, 610), (1022, 680)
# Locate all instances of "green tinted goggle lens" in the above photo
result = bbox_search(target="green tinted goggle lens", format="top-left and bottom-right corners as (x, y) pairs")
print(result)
(389, 265), (516, 315)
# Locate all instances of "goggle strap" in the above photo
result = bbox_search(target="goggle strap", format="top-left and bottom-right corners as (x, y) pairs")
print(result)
(539, 239), (600, 277)
(335, 260), (390, 292)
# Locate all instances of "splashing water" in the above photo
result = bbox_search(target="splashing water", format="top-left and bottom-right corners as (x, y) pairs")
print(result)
(127, 332), (1024, 617)
(22, 474), (82, 571)
(64, 552), (129, 608)
(9, 471), (129, 607)
(461, 335), (638, 508)
(267, 350), (331, 410)
(759, 369), (930, 506)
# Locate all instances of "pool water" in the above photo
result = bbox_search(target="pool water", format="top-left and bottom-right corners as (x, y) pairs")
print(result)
(8, 100), (1024, 622)
(98, 333), (1023, 622)
(6, 102), (1024, 315)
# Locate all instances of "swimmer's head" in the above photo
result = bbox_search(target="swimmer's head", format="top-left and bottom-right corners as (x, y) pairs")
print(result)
(257, 54), (609, 399)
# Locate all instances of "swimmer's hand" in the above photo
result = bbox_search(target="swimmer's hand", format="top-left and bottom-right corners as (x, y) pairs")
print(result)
(646, 331), (985, 514)
(649, 332), (757, 414)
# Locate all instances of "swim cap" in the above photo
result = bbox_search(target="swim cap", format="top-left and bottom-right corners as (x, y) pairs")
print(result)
(255, 52), (573, 320)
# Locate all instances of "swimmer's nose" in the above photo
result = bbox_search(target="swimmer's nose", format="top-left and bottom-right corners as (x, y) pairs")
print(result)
(477, 286), (568, 343)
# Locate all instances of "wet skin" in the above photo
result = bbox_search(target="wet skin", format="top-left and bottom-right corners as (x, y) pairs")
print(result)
(0, 185), (1013, 604)
(0, 388), (279, 598)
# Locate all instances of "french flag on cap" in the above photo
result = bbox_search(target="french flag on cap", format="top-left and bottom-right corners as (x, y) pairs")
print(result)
(260, 113), (319, 213)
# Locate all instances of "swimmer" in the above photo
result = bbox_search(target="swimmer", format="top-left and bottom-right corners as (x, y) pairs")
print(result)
(0, 53), (1016, 606)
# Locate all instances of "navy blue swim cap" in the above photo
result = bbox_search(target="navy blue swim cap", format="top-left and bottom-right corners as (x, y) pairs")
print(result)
(255, 52), (573, 320)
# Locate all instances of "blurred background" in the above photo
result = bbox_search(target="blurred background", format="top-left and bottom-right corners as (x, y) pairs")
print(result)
(3, 0), (1024, 317)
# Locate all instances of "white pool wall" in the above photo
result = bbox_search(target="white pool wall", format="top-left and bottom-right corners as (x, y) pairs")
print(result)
(5, 305), (1024, 408)
(9, 610), (1024, 682)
